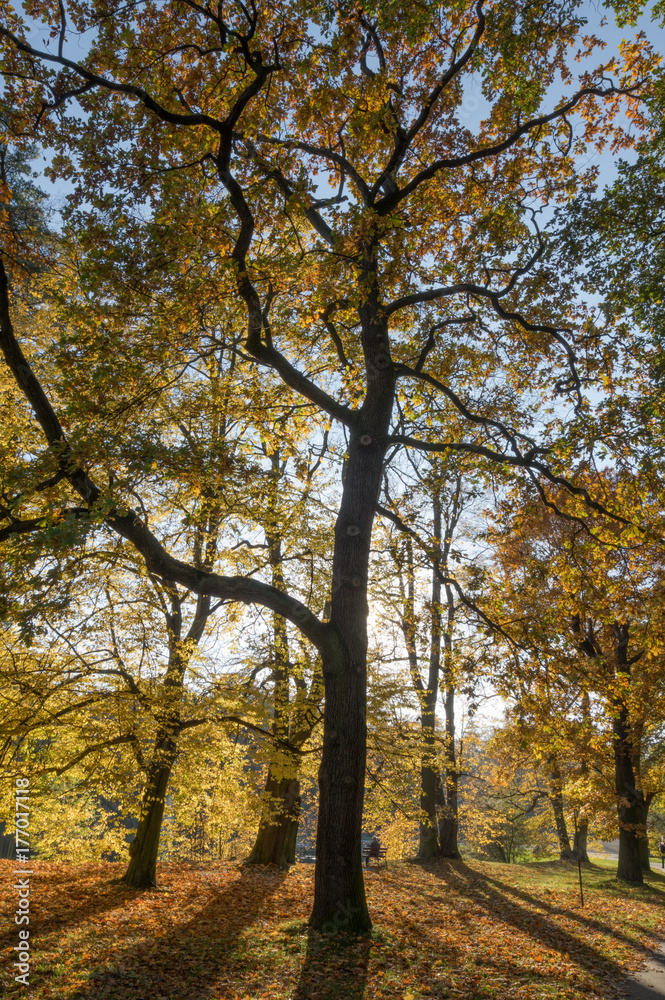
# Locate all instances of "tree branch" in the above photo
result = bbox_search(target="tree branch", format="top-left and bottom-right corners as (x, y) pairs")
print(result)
(0, 260), (333, 652)
(376, 501), (523, 649)
(395, 363), (538, 451)
(369, 0), (486, 201)
(376, 81), (644, 213)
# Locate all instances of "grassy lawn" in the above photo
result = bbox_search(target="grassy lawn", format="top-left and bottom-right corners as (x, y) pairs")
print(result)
(2, 857), (664, 999)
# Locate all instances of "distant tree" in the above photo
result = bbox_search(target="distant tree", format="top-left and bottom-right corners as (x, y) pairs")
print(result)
(483, 489), (665, 881)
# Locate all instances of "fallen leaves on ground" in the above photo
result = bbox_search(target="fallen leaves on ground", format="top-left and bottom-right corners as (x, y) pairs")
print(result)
(1, 857), (663, 1000)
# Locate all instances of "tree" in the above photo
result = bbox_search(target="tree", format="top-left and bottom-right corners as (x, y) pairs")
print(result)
(0, 1), (654, 929)
(244, 443), (327, 865)
(380, 454), (474, 858)
(483, 490), (665, 882)
(491, 697), (588, 862)
(0, 252), (332, 884)
(458, 723), (551, 863)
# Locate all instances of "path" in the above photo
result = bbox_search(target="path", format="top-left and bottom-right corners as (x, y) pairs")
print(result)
(588, 844), (665, 998)
(621, 944), (665, 999)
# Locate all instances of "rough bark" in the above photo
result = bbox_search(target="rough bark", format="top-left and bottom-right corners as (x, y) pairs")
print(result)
(309, 288), (394, 931)
(547, 757), (574, 860)
(247, 765), (301, 866)
(122, 754), (174, 888)
(614, 710), (650, 881)
(613, 626), (645, 883)
(312, 626), (371, 931)
(437, 805), (459, 857)
(630, 717), (652, 872)
(616, 786), (647, 882)
(419, 750), (440, 858)
(573, 816), (589, 863)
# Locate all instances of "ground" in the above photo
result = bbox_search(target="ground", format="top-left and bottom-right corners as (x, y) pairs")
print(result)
(2, 858), (665, 999)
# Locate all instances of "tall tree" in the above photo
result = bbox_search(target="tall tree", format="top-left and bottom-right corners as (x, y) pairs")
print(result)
(382, 455), (471, 858)
(245, 443), (326, 865)
(0, 251), (331, 884)
(0, 1), (655, 928)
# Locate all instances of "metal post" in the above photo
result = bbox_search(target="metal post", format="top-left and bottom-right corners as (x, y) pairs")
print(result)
(573, 808), (584, 907)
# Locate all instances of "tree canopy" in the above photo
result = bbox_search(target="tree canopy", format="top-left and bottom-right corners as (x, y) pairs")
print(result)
(0, 0), (664, 931)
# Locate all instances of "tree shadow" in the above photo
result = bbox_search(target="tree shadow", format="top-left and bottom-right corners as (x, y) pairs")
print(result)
(522, 858), (665, 891)
(424, 859), (660, 978)
(62, 865), (289, 999)
(620, 985), (665, 1000)
(480, 868), (665, 947)
(0, 863), (137, 953)
(293, 928), (372, 1000)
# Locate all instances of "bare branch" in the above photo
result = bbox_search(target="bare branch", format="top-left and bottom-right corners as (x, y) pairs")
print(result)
(376, 501), (523, 649)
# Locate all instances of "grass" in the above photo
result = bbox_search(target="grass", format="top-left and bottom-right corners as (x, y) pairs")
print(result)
(1, 857), (664, 999)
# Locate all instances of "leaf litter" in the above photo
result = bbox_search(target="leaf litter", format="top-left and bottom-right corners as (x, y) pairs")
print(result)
(2, 857), (664, 1000)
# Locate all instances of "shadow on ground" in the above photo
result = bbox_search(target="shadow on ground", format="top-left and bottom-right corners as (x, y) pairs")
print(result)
(68, 866), (288, 999)
(420, 859), (664, 985)
(0, 864), (134, 954)
(293, 929), (372, 1000)
(621, 986), (665, 1000)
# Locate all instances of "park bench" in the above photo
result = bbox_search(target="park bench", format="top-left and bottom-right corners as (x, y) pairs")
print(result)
(362, 845), (388, 868)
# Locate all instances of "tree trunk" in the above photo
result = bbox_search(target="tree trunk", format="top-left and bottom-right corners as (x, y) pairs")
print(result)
(420, 496), (443, 859)
(438, 805), (459, 857)
(419, 732), (440, 858)
(438, 681), (460, 858)
(613, 627), (645, 883)
(121, 644), (184, 889)
(120, 586), (211, 888)
(400, 532), (441, 858)
(573, 692), (590, 863)
(616, 795), (646, 883)
(412, 528), (441, 860)
(312, 632), (371, 931)
(401, 481), (462, 861)
(482, 837), (507, 862)
(247, 456), (305, 867)
(398, 534), (439, 858)
(122, 756), (174, 888)
(247, 763), (301, 866)
(630, 716), (651, 873)
(309, 298), (393, 931)
(439, 542), (461, 860)
(547, 758), (574, 860)
(573, 816), (589, 863)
